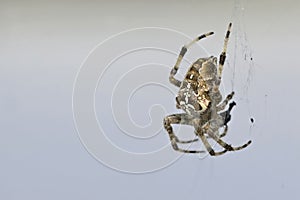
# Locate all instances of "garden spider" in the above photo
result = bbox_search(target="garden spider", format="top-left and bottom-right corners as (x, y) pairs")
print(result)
(163, 23), (251, 156)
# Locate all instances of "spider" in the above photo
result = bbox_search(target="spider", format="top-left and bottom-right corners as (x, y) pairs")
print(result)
(163, 23), (251, 156)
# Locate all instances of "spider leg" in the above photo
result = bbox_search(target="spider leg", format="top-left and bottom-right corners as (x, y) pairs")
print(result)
(219, 125), (228, 138)
(195, 129), (227, 156)
(209, 130), (252, 152)
(208, 102), (234, 139)
(217, 91), (235, 111)
(217, 23), (232, 83)
(204, 124), (227, 138)
(169, 32), (214, 87)
(220, 101), (236, 126)
(164, 113), (199, 144)
(163, 114), (204, 153)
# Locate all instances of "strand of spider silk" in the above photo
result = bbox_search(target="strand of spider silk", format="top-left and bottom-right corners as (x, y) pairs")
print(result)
(231, 28), (238, 91)
(229, 0), (240, 91)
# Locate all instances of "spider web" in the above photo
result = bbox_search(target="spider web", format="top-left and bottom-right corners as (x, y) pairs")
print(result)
(230, 1), (255, 91)
(188, 1), (263, 196)
(188, 0), (258, 160)
(228, 0), (256, 135)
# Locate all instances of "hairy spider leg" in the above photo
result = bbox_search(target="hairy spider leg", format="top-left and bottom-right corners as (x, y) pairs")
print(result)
(169, 32), (214, 87)
(195, 129), (228, 156)
(209, 131), (252, 152)
(163, 114), (205, 153)
(197, 121), (251, 156)
(218, 23), (232, 82)
(205, 101), (235, 139)
(217, 91), (235, 111)
(201, 115), (251, 152)
(205, 125), (228, 139)
(221, 101), (236, 126)
(219, 125), (228, 138)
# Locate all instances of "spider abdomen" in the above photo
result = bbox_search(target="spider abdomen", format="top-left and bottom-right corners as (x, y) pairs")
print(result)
(175, 59), (213, 115)
(176, 80), (211, 115)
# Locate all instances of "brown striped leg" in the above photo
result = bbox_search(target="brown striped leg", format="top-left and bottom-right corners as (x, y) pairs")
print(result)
(219, 125), (228, 138)
(218, 23), (232, 82)
(195, 129), (228, 156)
(209, 131), (252, 152)
(163, 114), (204, 153)
(220, 101), (236, 126)
(217, 91), (235, 112)
(169, 32), (214, 87)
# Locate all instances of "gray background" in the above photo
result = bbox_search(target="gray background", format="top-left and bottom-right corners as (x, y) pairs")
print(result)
(1, 0), (299, 199)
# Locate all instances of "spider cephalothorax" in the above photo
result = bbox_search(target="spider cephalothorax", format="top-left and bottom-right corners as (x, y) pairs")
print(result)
(164, 23), (251, 156)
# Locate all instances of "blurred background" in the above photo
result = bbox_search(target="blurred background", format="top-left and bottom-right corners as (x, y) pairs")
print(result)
(1, 0), (299, 199)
